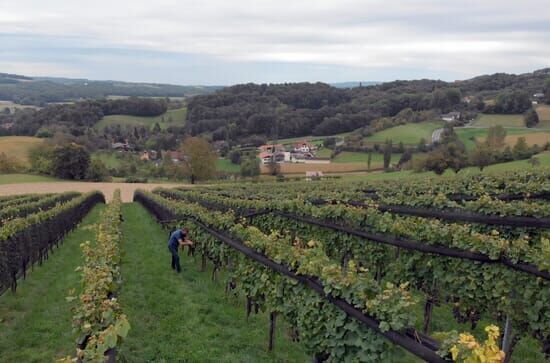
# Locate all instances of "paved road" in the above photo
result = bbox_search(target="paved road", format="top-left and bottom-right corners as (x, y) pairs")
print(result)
(431, 128), (444, 143)
(0, 182), (184, 202)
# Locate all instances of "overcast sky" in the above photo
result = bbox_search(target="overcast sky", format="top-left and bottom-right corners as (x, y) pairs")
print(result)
(1, 0), (549, 85)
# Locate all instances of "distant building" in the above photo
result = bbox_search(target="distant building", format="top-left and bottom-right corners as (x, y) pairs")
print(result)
(292, 141), (316, 153)
(140, 150), (158, 161)
(306, 171), (323, 181)
(258, 144), (284, 153)
(441, 112), (461, 122)
(259, 152), (272, 164)
(166, 150), (185, 163)
(111, 140), (131, 151)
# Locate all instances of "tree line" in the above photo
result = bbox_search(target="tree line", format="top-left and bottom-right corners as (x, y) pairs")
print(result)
(0, 97), (168, 136)
(185, 69), (550, 142)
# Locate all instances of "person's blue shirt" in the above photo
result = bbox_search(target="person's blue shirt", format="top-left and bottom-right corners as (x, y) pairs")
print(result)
(168, 229), (186, 249)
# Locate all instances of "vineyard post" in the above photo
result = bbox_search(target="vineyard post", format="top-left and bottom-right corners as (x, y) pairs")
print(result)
(268, 312), (277, 351)
(246, 297), (252, 319)
(423, 278), (436, 334)
(201, 254), (207, 271)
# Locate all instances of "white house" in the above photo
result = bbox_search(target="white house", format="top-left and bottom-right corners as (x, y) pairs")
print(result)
(441, 112), (461, 122)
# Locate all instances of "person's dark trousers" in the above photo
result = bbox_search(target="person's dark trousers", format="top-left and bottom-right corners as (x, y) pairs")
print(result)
(168, 244), (181, 272)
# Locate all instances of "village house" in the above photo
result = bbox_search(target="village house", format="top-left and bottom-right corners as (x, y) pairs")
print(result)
(166, 150), (185, 163)
(441, 112), (461, 122)
(259, 151), (286, 164)
(111, 140), (132, 151)
(258, 144), (284, 153)
(306, 171), (323, 181)
(292, 141), (316, 154)
(139, 150), (158, 161)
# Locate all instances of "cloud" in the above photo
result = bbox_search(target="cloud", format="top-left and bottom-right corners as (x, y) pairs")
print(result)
(0, 0), (549, 83)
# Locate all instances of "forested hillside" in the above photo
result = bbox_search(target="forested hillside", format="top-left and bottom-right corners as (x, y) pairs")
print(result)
(186, 69), (550, 142)
(0, 73), (219, 106)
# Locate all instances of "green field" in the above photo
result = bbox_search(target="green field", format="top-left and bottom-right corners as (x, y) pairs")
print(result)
(349, 152), (550, 181)
(332, 151), (402, 166)
(118, 203), (308, 361)
(270, 131), (351, 146)
(0, 173), (62, 184)
(95, 107), (187, 130)
(216, 158), (240, 173)
(363, 121), (444, 145)
(455, 128), (546, 150)
(92, 151), (124, 168)
(470, 114), (525, 128)
(0, 205), (105, 362)
(535, 104), (550, 129)
(0, 136), (44, 165)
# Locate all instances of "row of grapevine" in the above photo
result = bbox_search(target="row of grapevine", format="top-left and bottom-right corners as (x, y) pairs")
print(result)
(156, 188), (548, 361)
(0, 192), (80, 225)
(0, 191), (105, 294)
(135, 190), (505, 363)
(0, 193), (54, 210)
(61, 190), (129, 363)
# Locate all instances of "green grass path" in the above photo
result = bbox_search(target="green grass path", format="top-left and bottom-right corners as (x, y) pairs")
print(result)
(118, 203), (308, 362)
(0, 204), (105, 362)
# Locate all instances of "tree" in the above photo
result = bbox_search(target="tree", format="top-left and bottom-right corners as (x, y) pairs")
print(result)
(240, 157), (260, 177)
(398, 148), (413, 167)
(485, 126), (507, 149)
(524, 108), (539, 128)
(528, 156), (540, 167)
(418, 138), (428, 152)
(383, 139), (392, 170)
(52, 143), (90, 180)
(470, 143), (493, 171)
(512, 137), (530, 160)
(0, 153), (23, 173)
(28, 143), (55, 175)
(424, 149), (448, 175)
(152, 122), (161, 133)
(180, 137), (217, 183)
(544, 79), (550, 104)
(86, 159), (110, 181)
(367, 151), (372, 171)
(424, 141), (467, 175)
(323, 137), (336, 148)
(229, 150), (242, 165)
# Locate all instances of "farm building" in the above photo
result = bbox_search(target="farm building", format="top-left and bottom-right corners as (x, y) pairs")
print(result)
(258, 144), (284, 153)
(441, 112), (461, 122)
(292, 141), (316, 153)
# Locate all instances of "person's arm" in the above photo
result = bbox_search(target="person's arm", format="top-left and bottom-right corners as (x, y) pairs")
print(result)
(178, 232), (194, 246)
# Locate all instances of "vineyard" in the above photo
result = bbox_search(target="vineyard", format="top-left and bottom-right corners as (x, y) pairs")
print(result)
(0, 169), (548, 362)
(134, 168), (548, 363)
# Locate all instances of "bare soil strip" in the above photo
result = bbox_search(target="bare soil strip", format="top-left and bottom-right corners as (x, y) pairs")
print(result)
(0, 182), (184, 202)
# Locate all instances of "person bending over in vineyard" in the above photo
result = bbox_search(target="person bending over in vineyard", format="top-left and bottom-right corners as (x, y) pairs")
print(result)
(168, 227), (193, 273)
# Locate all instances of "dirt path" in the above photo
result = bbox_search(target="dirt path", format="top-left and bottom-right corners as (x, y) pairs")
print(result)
(0, 182), (185, 202)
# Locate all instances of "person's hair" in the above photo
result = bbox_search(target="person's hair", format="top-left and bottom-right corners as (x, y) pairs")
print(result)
(182, 227), (189, 233)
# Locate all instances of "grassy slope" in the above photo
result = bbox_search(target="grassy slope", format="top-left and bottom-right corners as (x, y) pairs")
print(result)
(332, 151), (402, 166)
(455, 128), (545, 150)
(216, 158), (240, 173)
(346, 152), (550, 181)
(471, 114), (525, 128)
(0, 136), (44, 164)
(92, 151), (123, 168)
(95, 107), (187, 130)
(118, 203), (308, 362)
(0, 173), (62, 184)
(363, 121), (444, 145)
(270, 132), (352, 145)
(0, 204), (105, 362)
(535, 104), (550, 129)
